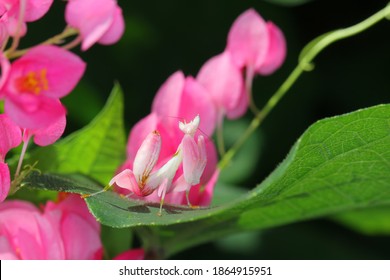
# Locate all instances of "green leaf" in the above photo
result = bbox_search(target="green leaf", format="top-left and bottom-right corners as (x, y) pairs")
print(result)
(25, 105), (390, 257)
(27, 84), (126, 185)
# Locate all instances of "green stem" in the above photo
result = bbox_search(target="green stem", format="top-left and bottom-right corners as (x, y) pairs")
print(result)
(216, 117), (226, 156)
(5, 27), (78, 59)
(15, 133), (30, 177)
(300, 3), (390, 69)
(219, 2), (390, 170)
(246, 66), (260, 115)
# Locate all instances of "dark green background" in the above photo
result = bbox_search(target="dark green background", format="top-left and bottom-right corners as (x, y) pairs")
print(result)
(24, 0), (390, 259)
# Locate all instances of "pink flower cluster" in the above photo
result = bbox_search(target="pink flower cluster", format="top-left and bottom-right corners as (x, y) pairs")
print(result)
(0, 0), (125, 203)
(0, 194), (144, 259)
(0, 0), (124, 50)
(0, 194), (102, 259)
(0, 0), (131, 260)
(111, 9), (286, 213)
(198, 9), (286, 120)
(0, 0), (53, 41)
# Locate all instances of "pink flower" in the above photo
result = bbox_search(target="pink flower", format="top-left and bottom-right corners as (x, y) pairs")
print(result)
(0, 4), (9, 46)
(196, 10), (286, 121)
(0, 45), (85, 129)
(65, 0), (125, 51)
(0, 0), (53, 38)
(23, 108), (66, 146)
(197, 51), (247, 120)
(0, 114), (22, 202)
(226, 8), (286, 75)
(0, 194), (103, 259)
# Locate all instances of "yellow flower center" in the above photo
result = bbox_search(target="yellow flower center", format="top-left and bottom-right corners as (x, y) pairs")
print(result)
(15, 69), (49, 95)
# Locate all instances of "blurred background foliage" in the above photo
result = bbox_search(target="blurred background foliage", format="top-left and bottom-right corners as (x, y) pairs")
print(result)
(21, 0), (390, 259)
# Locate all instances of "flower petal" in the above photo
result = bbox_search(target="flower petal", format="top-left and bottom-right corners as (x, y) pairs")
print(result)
(197, 51), (244, 116)
(29, 213), (65, 259)
(98, 6), (125, 45)
(178, 77), (217, 136)
(60, 213), (102, 260)
(200, 137), (217, 185)
(0, 114), (22, 156)
(17, 225), (45, 259)
(0, 51), (10, 94)
(45, 194), (99, 232)
(28, 111), (66, 146)
(5, 45), (86, 98)
(152, 71), (185, 127)
(256, 21), (286, 75)
(5, 95), (66, 129)
(24, 0), (53, 22)
(225, 87), (248, 119)
(0, 236), (18, 259)
(0, 201), (44, 259)
(0, 162), (10, 202)
(226, 9), (269, 69)
(65, 0), (116, 51)
(5, 16), (27, 37)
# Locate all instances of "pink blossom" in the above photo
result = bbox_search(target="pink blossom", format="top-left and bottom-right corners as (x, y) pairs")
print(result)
(226, 8), (286, 75)
(256, 22), (287, 75)
(0, 163), (11, 203)
(0, 4), (9, 46)
(0, 114), (22, 202)
(0, 45), (85, 129)
(65, 0), (125, 51)
(23, 109), (66, 146)
(0, 0), (53, 38)
(197, 51), (247, 120)
(0, 194), (102, 259)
